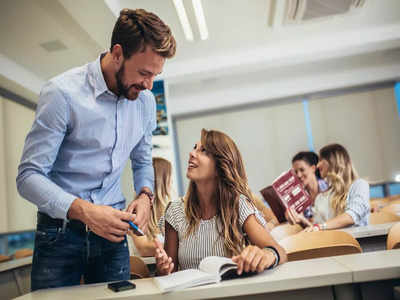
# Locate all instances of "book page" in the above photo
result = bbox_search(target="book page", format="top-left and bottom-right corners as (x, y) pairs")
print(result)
(199, 256), (237, 280)
(154, 269), (217, 293)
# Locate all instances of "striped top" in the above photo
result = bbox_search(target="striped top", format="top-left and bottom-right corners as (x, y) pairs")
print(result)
(165, 195), (266, 270)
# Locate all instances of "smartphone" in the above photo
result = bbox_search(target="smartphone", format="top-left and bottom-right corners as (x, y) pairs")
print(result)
(107, 280), (136, 292)
(126, 220), (144, 236)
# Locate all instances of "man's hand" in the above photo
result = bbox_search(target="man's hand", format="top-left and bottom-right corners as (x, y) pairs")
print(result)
(68, 198), (134, 243)
(126, 193), (151, 233)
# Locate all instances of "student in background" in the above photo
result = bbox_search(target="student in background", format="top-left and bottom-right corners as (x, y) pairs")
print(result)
(128, 157), (172, 256)
(286, 151), (328, 223)
(155, 129), (287, 275)
(253, 194), (279, 230)
(288, 144), (370, 231)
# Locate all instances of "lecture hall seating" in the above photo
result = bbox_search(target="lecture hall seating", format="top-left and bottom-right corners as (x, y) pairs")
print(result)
(279, 230), (362, 261)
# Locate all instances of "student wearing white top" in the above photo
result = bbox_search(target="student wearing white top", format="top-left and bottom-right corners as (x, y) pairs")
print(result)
(128, 157), (172, 256)
(155, 129), (287, 275)
(288, 144), (370, 231)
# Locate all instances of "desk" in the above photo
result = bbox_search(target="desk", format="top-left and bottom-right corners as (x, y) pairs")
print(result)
(341, 222), (397, 252)
(333, 250), (400, 300)
(0, 256), (156, 299)
(0, 257), (32, 299)
(14, 250), (400, 300)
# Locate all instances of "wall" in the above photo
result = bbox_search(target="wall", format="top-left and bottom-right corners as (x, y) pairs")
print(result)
(175, 86), (400, 194)
(0, 98), (36, 233)
(0, 99), (8, 231)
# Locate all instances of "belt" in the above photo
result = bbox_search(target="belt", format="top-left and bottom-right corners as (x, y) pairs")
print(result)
(37, 212), (88, 234)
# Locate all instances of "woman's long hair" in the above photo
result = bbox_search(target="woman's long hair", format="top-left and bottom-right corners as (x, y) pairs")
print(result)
(184, 129), (255, 256)
(319, 144), (358, 215)
(147, 157), (172, 238)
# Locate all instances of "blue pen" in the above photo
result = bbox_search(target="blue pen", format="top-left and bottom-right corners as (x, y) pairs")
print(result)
(127, 220), (144, 236)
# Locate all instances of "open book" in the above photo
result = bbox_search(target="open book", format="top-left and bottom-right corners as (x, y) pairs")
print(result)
(260, 169), (311, 223)
(154, 256), (253, 293)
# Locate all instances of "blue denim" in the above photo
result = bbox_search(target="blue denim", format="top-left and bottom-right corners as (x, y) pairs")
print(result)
(31, 223), (130, 291)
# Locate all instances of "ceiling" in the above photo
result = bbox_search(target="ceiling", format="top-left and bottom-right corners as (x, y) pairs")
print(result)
(0, 0), (400, 114)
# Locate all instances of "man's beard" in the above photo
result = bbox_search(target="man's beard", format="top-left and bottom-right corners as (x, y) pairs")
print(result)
(115, 62), (145, 100)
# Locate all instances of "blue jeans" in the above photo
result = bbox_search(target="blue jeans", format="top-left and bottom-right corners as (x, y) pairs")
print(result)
(31, 222), (130, 291)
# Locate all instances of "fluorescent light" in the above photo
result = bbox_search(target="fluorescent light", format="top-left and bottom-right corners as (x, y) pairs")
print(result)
(192, 0), (208, 40)
(173, 0), (194, 41)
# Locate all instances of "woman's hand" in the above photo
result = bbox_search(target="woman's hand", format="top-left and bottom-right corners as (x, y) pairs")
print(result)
(286, 206), (312, 227)
(303, 224), (320, 232)
(232, 245), (276, 275)
(155, 240), (174, 276)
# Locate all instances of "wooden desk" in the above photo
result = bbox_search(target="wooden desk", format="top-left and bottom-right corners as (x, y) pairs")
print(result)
(341, 222), (397, 252)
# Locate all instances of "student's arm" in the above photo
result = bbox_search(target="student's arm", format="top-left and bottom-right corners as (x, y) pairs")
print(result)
(244, 215), (287, 264)
(155, 221), (178, 275)
(129, 231), (158, 257)
(253, 196), (279, 229)
(232, 214), (288, 274)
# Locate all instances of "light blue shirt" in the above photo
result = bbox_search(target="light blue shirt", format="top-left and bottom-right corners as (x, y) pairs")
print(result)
(17, 54), (156, 220)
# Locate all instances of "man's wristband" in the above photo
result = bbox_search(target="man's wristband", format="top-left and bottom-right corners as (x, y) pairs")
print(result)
(264, 246), (280, 269)
(138, 190), (154, 207)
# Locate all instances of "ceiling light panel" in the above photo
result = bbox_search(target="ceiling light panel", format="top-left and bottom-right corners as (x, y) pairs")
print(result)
(192, 0), (208, 40)
(173, 0), (194, 41)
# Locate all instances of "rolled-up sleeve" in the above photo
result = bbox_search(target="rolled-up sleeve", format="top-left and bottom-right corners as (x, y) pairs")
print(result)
(16, 81), (77, 219)
(130, 93), (157, 194)
(345, 179), (370, 226)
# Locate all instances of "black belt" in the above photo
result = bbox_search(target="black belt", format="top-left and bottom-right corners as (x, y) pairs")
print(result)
(37, 212), (88, 234)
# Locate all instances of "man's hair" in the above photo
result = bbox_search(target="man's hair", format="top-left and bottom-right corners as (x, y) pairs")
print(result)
(111, 8), (176, 59)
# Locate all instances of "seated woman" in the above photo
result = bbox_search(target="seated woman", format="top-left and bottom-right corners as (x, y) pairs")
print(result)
(156, 129), (287, 275)
(128, 157), (172, 257)
(253, 194), (279, 230)
(289, 144), (370, 231)
(286, 151), (328, 223)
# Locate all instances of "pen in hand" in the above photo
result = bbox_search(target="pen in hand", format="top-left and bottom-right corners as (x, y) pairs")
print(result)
(126, 220), (144, 236)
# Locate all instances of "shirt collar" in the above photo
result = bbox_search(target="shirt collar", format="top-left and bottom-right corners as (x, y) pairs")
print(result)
(88, 53), (111, 99)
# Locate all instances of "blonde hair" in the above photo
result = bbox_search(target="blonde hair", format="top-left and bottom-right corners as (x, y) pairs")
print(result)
(319, 144), (358, 215)
(147, 157), (172, 239)
(184, 129), (255, 256)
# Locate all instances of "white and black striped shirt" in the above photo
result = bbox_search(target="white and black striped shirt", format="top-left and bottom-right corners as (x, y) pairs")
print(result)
(165, 195), (266, 270)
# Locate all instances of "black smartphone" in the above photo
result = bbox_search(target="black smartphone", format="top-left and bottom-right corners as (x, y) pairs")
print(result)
(107, 280), (136, 292)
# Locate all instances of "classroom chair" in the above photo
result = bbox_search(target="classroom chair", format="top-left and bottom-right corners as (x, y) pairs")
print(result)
(279, 230), (362, 261)
(382, 204), (400, 216)
(130, 256), (150, 279)
(0, 254), (12, 263)
(270, 223), (303, 241)
(387, 222), (400, 250)
(369, 211), (400, 225)
(13, 248), (33, 259)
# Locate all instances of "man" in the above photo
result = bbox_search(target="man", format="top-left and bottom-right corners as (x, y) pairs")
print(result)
(16, 8), (176, 290)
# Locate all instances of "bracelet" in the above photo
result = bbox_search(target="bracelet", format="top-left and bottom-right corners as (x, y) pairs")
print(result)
(138, 190), (154, 207)
(264, 246), (280, 269)
(313, 223), (321, 231)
